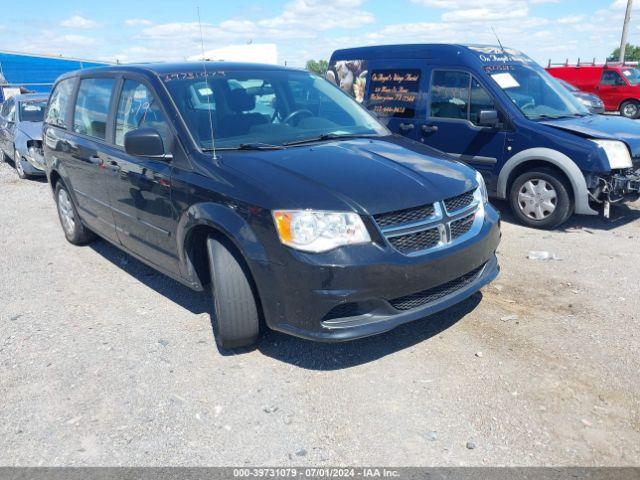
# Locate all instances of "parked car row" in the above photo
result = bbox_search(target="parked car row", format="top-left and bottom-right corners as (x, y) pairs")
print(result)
(0, 43), (639, 350)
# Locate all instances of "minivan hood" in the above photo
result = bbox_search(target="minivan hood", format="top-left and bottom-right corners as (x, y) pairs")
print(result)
(17, 121), (43, 140)
(222, 138), (476, 215)
(540, 115), (640, 157)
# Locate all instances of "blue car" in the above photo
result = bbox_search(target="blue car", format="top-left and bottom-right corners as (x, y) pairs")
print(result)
(329, 45), (640, 228)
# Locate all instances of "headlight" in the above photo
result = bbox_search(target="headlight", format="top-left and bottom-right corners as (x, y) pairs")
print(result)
(475, 171), (489, 204)
(592, 139), (632, 169)
(272, 210), (371, 253)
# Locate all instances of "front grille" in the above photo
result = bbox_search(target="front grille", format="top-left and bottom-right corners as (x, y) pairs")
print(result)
(450, 213), (476, 239)
(388, 227), (440, 254)
(444, 190), (475, 213)
(389, 264), (485, 311)
(372, 187), (481, 257)
(373, 204), (435, 229)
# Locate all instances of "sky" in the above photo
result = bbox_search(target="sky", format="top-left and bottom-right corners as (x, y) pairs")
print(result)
(0, 0), (637, 67)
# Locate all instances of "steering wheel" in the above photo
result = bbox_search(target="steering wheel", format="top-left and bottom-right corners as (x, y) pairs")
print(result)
(520, 100), (535, 111)
(282, 109), (314, 126)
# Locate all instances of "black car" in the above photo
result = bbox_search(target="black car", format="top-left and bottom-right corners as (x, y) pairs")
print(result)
(43, 62), (500, 349)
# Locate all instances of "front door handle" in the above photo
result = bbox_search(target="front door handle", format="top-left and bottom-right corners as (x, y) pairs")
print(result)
(398, 123), (415, 132)
(421, 124), (439, 134)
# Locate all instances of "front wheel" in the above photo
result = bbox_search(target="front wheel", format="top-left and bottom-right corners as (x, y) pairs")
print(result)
(55, 182), (95, 245)
(620, 100), (640, 119)
(206, 237), (261, 350)
(509, 168), (573, 229)
(14, 150), (29, 179)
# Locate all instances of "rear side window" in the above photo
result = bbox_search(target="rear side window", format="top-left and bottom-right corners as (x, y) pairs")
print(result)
(45, 79), (74, 128)
(73, 78), (115, 140)
(430, 71), (495, 125)
(601, 70), (626, 86)
(114, 80), (170, 147)
(367, 69), (421, 118)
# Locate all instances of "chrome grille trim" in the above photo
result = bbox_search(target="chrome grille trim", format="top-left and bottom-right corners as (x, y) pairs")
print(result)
(374, 188), (483, 257)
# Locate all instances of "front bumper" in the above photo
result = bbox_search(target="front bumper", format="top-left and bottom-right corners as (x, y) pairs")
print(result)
(587, 168), (640, 204)
(253, 204), (501, 342)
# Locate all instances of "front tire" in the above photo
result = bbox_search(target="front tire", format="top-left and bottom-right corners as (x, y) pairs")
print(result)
(620, 100), (640, 119)
(14, 150), (29, 179)
(55, 182), (95, 245)
(206, 237), (260, 350)
(509, 168), (573, 229)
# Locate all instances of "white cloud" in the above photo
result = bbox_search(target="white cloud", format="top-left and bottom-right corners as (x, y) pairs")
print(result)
(557, 15), (586, 24)
(60, 15), (100, 29)
(124, 18), (153, 27)
(258, 0), (374, 30)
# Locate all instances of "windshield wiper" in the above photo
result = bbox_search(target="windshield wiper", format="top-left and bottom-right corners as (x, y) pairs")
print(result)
(283, 133), (379, 146)
(211, 143), (284, 151)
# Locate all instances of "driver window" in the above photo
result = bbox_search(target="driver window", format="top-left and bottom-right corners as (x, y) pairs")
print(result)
(601, 70), (626, 86)
(115, 80), (170, 147)
(430, 70), (470, 120)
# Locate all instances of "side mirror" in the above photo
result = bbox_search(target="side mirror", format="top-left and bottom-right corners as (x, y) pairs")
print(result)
(478, 110), (499, 128)
(124, 128), (170, 159)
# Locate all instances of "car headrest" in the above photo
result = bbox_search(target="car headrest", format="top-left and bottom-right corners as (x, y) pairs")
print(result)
(227, 88), (255, 113)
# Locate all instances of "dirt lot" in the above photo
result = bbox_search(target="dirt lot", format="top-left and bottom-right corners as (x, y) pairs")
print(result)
(1, 160), (639, 466)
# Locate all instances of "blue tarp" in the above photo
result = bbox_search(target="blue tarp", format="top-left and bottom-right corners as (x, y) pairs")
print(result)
(0, 51), (108, 100)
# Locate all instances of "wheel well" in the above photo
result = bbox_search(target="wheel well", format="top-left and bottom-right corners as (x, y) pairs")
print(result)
(49, 169), (62, 192)
(506, 160), (574, 201)
(185, 224), (265, 322)
(618, 98), (640, 110)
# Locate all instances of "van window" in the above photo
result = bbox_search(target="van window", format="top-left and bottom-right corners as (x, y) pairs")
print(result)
(430, 71), (496, 126)
(114, 80), (170, 147)
(367, 69), (420, 118)
(45, 79), (74, 128)
(73, 78), (114, 140)
(601, 71), (626, 86)
(431, 71), (470, 120)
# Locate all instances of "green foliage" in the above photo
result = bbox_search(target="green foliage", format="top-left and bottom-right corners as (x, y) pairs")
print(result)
(306, 59), (329, 76)
(609, 43), (640, 62)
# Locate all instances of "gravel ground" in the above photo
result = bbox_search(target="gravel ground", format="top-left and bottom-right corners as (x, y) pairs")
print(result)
(1, 160), (639, 466)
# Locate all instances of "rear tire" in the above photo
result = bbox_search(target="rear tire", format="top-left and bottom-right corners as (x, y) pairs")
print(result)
(55, 182), (96, 245)
(206, 237), (260, 350)
(509, 168), (573, 229)
(620, 100), (640, 119)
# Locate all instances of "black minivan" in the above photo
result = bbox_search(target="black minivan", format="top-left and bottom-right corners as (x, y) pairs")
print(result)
(43, 62), (501, 349)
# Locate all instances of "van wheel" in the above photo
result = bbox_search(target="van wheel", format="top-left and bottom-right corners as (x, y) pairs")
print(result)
(55, 182), (95, 245)
(206, 237), (260, 350)
(509, 168), (573, 229)
(620, 100), (640, 119)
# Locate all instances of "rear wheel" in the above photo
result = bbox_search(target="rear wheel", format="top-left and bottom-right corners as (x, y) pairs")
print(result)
(620, 100), (640, 119)
(509, 168), (573, 229)
(55, 182), (95, 245)
(206, 237), (261, 350)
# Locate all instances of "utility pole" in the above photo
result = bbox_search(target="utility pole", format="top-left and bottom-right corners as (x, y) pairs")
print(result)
(619, 0), (634, 62)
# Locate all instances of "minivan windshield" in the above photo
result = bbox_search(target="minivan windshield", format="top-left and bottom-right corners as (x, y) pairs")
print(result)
(489, 64), (590, 120)
(19, 100), (48, 122)
(163, 69), (389, 150)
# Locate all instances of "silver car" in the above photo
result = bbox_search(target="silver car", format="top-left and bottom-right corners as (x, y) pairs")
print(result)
(0, 93), (48, 179)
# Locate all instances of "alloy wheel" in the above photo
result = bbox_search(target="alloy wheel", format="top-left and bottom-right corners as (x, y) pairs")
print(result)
(517, 179), (558, 220)
(623, 103), (638, 118)
(57, 188), (76, 236)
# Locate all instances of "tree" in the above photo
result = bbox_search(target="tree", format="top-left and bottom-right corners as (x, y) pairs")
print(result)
(608, 43), (640, 62)
(306, 59), (329, 76)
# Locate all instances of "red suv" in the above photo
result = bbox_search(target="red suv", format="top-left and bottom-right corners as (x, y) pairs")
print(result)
(546, 63), (640, 118)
